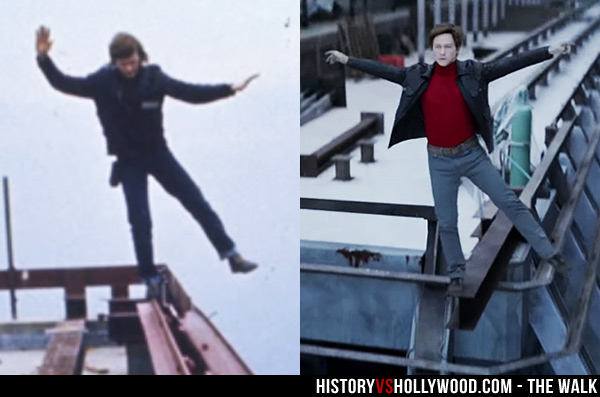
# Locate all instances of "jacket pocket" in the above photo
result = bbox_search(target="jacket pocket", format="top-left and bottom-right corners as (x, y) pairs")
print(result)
(141, 100), (161, 110)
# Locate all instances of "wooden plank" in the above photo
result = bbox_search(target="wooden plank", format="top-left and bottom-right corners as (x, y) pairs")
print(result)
(39, 320), (86, 375)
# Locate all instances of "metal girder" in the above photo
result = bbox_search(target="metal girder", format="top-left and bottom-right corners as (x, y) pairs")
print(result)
(108, 312), (144, 345)
(565, 213), (600, 355)
(301, 343), (573, 375)
(138, 301), (191, 376)
(412, 286), (448, 367)
(0, 265), (141, 290)
(180, 308), (253, 375)
(301, 198), (437, 220)
(301, 263), (447, 285)
(448, 118), (577, 329)
(528, 286), (589, 374)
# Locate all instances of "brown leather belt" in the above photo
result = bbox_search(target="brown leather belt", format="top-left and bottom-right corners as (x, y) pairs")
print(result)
(427, 136), (479, 156)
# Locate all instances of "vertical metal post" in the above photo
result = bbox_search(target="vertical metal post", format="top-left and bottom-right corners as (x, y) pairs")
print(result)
(492, 0), (498, 27)
(473, 0), (480, 42)
(449, 0), (456, 23)
(359, 139), (375, 163)
(418, 0), (426, 63)
(462, 0), (469, 46)
(501, 0), (506, 20)
(301, 0), (308, 27)
(3, 177), (17, 320)
(483, 0), (489, 37)
(435, 0), (442, 25)
(333, 155), (352, 181)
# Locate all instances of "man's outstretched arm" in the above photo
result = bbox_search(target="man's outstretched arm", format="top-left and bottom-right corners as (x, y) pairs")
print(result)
(483, 43), (571, 82)
(162, 71), (259, 104)
(36, 26), (98, 98)
(325, 50), (408, 85)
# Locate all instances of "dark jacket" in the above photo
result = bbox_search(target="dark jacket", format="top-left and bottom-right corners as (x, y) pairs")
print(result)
(347, 47), (552, 153)
(37, 55), (234, 157)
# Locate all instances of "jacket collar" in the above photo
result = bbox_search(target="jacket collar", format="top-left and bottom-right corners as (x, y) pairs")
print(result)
(456, 60), (469, 76)
(420, 60), (469, 79)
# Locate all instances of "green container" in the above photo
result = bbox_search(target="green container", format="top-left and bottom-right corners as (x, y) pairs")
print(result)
(509, 106), (532, 188)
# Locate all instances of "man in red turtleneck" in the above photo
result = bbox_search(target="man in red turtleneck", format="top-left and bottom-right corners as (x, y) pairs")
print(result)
(326, 24), (571, 295)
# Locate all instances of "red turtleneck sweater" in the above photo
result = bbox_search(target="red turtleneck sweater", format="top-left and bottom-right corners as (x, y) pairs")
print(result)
(419, 61), (476, 148)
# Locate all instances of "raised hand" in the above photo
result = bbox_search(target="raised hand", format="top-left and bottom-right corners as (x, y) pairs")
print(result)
(36, 26), (53, 56)
(325, 50), (348, 65)
(231, 74), (260, 92)
(549, 42), (573, 56)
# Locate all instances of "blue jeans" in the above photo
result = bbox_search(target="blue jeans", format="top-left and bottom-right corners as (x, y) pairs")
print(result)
(119, 148), (236, 279)
(427, 144), (556, 279)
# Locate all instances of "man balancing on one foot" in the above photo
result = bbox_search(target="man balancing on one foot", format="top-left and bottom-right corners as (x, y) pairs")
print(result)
(35, 26), (259, 296)
(326, 24), (571, 295)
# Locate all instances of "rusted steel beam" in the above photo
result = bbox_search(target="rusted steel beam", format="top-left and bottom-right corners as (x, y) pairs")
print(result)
(111, 284), (129, 300)
(138, 301), (191, 375)
(0, 266), (142, 290)
(109, 298), (145, 314)
(180, 308), (253, 375)
(65, 270), (86, 319)
(39, 320), (86, 375)
(108, 312), (144, 345)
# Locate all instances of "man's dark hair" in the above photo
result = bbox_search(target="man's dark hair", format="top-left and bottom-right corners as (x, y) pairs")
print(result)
(109, 32), (148, 63)
(429, 24), (464, 49)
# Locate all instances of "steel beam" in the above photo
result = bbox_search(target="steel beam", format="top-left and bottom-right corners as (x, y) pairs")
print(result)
(180, 309), (253, 375)
(138, 301), (191, 375)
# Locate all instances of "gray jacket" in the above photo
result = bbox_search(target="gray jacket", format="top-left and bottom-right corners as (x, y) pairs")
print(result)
(347, 46), (552, 152)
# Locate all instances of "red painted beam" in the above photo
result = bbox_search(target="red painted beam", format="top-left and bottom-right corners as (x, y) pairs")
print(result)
(138, 301), (191, 375)
(181, 308), (252, 375)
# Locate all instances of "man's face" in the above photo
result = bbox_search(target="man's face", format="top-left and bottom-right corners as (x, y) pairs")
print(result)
(432, 33), (459, 67)
(115, 52), (140, 79)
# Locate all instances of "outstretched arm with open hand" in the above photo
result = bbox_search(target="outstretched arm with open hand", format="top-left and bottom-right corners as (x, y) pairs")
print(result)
(36, 26), (53, 56)
(548, 42), (573, 56)
(231, 74), (260, 93)
(325, 50), (349, 65)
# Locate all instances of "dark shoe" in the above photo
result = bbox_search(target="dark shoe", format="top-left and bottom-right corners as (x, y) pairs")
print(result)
(547, 253), (570, 274)
(228, 254), (258, 274)
(447, 277), (464, 296)
(145, 274), (165, 300)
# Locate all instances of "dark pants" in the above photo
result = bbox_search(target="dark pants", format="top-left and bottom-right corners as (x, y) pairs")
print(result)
(119, 148), (235, 279)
